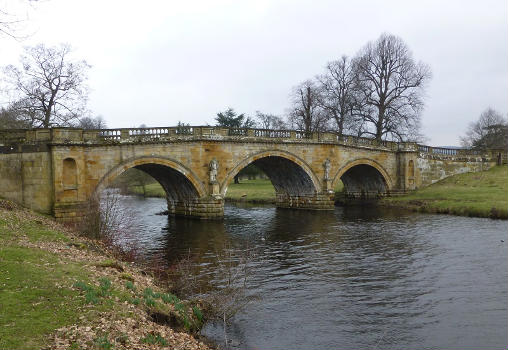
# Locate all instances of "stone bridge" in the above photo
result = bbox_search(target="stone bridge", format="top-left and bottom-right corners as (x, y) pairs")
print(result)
(0, 126), (504, 222)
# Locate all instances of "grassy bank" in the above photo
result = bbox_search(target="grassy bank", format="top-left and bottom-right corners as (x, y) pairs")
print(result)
(382, 165), (508, 219)
(0, 200), (209, 350)
(224, 179), (276, 203)
(127, 179), (278, 203)
(128, 183), (166, 198)
(127, 179), (345, 204)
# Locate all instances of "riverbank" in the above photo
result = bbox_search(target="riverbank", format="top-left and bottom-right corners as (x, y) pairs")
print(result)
(0, 199), (210, 350)
(126, 179), (278, 203)
(381, 165), (508, 219)
(126, 179), (344, 204)
(224, 179), (276, 203)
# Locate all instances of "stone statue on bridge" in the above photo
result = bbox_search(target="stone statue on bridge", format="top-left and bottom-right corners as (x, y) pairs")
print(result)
(209, 158), (219, 184)
(323, 158), (331, 180)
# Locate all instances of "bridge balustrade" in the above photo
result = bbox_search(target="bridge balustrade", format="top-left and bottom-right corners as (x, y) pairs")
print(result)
(294, 131), (312, 139)
(253, 129), (292, 138)
(228, 128), (248, 136)
(98, 129), (122, 141)
(418, 145), (482, 156)
(0, 126), (490, 158)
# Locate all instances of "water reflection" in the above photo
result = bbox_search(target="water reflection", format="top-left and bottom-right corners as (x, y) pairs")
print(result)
(112, 195), (508, 350)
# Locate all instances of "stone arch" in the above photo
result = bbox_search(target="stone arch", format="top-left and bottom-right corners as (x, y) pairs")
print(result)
(221, 150), (321, 197)
(332, 158), (392, 197)
(62, 157), (78, 189)
(95, 156), (206, 199)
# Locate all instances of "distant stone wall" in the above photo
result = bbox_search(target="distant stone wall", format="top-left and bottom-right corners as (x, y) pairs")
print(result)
(416, 153), (496, 187)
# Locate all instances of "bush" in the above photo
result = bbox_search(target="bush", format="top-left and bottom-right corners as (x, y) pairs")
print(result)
(78, 191), (130, 241)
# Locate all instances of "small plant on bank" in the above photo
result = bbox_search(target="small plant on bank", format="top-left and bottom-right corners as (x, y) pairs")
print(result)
(73, 278), (113, 304)
(143, 287), (158, 298)
(116, 333), (129, 346)
(193, 306), (204, 323)
(98, 277), (112, 296)
(141, 332), (168, 346)
(85, 291), (100, 305)
(161, 292), (179, 304)
(125, 281), (136, 291)
(95, 259), (124, 272)
(94, 335), (113, 350)
(73, 281), (99, 304)
(144, 296), (157, 307)
(119, 272), (134, 281)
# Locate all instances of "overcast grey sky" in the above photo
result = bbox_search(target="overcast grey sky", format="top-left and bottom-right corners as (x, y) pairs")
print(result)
(1, 0), (507, 146)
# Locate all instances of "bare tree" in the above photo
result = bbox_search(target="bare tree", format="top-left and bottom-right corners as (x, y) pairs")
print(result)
(2, 43), (90, 128)
(0, 1), (37, 39)
(316, 56), (362, 136)
(461, 107), (508, 151)
(354, 33), (431, 141)
(288, 80), (329, 132)
(0, 105), (30, 128)
(79, 115), (107, 129)
(255, 111), (286, 129)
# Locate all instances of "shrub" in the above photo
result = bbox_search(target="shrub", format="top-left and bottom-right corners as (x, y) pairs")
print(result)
(145, 297), (156, 307)
(141, 333), (167, 346)
(125, 281), (136, 291)
(94, 335), (113, 350)
(78, 191), (131, 241)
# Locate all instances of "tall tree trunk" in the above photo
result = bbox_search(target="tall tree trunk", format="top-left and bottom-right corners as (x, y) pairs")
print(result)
(375, 108), (384, 141)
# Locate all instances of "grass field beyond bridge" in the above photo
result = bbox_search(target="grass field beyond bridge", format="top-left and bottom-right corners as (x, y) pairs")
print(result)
(383, 165), (508, 219)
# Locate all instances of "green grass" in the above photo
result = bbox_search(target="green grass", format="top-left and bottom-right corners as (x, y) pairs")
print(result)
(0, 237), (89, 349)
(384, 165), (508, 219)
(225, 178), (344, 202)
(0, 201), (207, 349)
(141, 332), (167, 346)
(127, 178), (345, 203)
(225, 179), (276, 202)
(128, 183), (166, 197)
(127, 179), (278, 202)
(0, 208), (139, 348)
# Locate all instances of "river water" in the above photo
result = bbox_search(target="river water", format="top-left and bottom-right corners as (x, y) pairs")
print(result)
(111, 194), (508, 350)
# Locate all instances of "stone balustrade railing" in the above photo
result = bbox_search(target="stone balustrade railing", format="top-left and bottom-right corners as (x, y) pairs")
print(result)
(0, 125), (494, 157)
(417, 144), (483, 156)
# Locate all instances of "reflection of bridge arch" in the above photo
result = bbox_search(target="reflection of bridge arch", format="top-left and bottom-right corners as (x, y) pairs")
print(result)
(221, 150), (321, 197)
(331, 158), (393, 196)
(95, 156), (206, 199)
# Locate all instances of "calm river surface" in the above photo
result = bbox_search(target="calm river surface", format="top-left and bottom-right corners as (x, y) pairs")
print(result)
(112, 194), (508, 350)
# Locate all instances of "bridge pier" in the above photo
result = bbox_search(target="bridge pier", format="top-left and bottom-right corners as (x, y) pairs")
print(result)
(275, 192), (335, 210)
(54, 201), (88, 223)
(167, 197), (224, 219)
